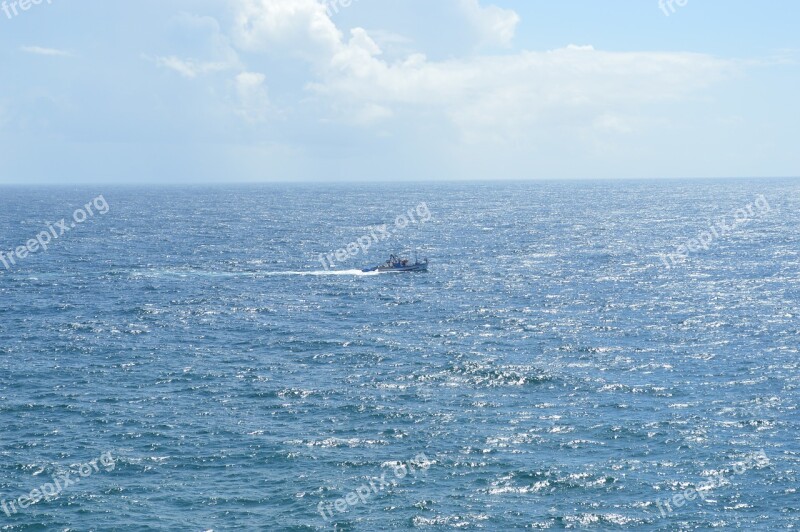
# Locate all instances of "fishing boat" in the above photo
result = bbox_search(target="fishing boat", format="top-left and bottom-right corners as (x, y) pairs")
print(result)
(362, 253), (428, 273)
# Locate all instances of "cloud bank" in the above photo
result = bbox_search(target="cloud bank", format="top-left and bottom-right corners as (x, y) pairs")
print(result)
(218, 0), (733, 143)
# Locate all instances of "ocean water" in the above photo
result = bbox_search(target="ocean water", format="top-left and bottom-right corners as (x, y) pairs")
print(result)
(0, 180), (798, 530)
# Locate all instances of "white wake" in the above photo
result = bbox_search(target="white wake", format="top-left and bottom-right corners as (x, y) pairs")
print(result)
(131, 269), (384, 278)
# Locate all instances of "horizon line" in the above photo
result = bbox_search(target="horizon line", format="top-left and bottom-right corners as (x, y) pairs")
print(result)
(1, 176), (799, 187)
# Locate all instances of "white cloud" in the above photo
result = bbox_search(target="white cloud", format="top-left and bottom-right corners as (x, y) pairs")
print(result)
(351, 103), (393, 126)
(155, 56), (233, 78)
(232, 0), (343, 64)
(235, 71), (271, 122)
(225, 0), (734, 142)
(313, 43), (733, 141)
(155, 13), (241, 78)
(364, 29), (413, 47)
(593, 113), (636, 134)
(20, 46), (71, 57)
(457, 0), (520, 48)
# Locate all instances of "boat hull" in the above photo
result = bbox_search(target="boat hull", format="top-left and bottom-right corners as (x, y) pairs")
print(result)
(362, 262), (428, 273)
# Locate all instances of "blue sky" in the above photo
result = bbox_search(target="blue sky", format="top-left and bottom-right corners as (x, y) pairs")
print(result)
(0, 0), (797, 184)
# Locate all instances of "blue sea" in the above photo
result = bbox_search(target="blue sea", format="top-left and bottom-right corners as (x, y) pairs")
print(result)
(1, 180), (798, 530)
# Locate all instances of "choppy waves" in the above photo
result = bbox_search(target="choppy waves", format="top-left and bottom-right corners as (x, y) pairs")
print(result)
(1, 181), (799, 529)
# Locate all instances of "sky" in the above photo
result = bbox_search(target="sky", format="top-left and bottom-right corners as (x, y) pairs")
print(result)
(0, 0), (798, 184)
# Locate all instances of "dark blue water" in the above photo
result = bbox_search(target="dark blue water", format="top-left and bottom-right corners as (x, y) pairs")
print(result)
(1, 180), (798, 530)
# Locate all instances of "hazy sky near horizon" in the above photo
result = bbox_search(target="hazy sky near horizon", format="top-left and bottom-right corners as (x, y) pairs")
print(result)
(0, 0), (798, 184)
